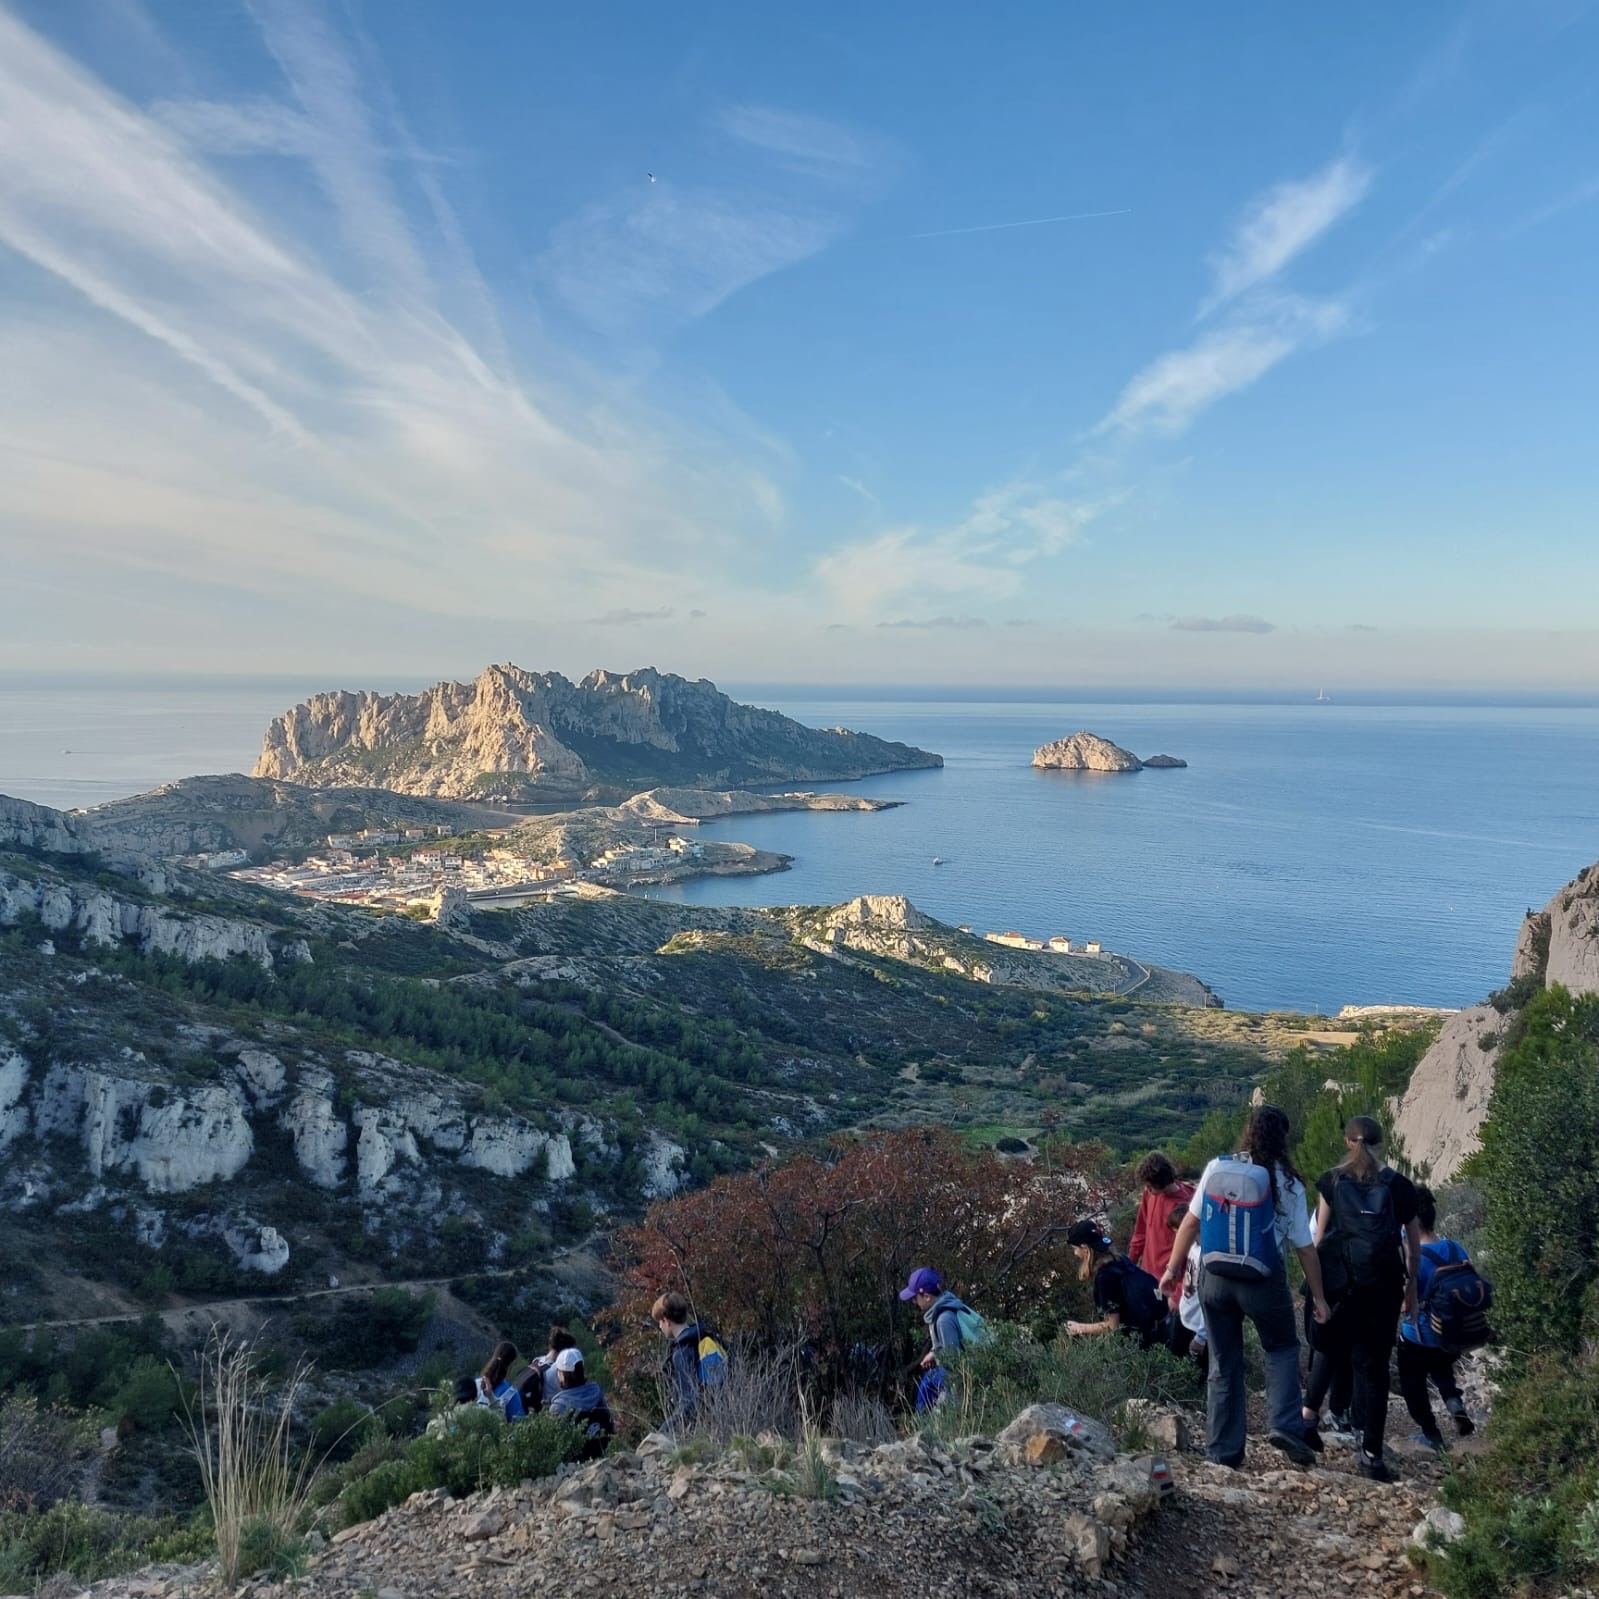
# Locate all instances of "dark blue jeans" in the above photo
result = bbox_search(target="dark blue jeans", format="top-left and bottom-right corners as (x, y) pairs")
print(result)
(1200, 1264), (1308, 1466)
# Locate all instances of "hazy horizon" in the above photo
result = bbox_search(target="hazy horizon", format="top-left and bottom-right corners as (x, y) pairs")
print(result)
(3, 2), (1598, 688)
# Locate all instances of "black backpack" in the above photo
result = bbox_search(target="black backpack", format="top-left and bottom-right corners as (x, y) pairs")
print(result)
(1100, 1256), (1165, 1334)
(1329, 1169), (1402, 1284)
(1423, 1252), (1495, 1350)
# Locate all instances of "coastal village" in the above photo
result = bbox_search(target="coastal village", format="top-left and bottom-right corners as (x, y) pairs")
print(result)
(212, 826), (711, 912)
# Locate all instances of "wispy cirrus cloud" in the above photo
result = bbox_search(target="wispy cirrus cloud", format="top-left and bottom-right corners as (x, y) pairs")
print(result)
(1203, 155), (1371, 315)
(1095, 150), (1370, 440)
(715, 103), (882, 180)
(537, 101), (889, 338)
(815, 486), (1103, 617)
(1098, 293), (1352, 437)
(0, 1), (791, 658)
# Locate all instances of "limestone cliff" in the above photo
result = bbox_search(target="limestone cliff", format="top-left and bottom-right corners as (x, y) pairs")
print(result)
(254, 664), (941, 800)
(1392, 858), (1599, 1180)
(0, 864), (310, 968)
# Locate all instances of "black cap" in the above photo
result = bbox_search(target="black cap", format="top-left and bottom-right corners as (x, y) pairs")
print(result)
(1067, 1219), (1112, 1250)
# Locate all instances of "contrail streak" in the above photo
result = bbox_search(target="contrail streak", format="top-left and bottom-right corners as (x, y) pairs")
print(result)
(912, 208), (1132, 239)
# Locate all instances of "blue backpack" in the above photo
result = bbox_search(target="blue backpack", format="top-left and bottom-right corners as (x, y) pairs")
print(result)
(1198, 1155), (1281, 1281)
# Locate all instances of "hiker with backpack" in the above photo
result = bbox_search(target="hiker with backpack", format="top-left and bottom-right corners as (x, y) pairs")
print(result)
(512, 1324), (578, 1414)
(1306, 1115), (1421, 1482)
(1397, 1184), (1486, 1450)
(899, 1267), (987, 1370)
(1129, 1152), (1197, 1313)
(1170, 1238), (1210, 1379)
(651, 1290), (729, 1431)
(547, 1345), (616, 1460)
(1161, 1104), (1330, 1469)
(475, 1340), (526, 1421)
(1065, 1219), (1168, 1350)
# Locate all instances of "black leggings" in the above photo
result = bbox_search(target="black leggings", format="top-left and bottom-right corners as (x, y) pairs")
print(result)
(1304, 1282), (1403, 1458)
(1396, 1341), (1463, 1438)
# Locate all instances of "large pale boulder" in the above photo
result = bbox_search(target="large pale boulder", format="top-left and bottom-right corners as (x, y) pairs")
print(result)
(996, 1402), (1116, 1462)
(1391, 1004), (1502, 1182)
(1032, 732), (1144, 772)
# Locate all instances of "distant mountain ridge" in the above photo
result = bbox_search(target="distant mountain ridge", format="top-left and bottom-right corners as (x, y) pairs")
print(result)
(254, 664), (942, 800)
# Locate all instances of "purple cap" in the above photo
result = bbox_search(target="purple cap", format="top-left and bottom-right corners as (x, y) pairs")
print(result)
(899, 1267), (943, 1301)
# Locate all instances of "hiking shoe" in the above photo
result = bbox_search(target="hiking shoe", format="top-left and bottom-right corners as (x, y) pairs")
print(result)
(1302, 1422), (1325, 1453)
(1410, 1431), (1448, 1454)
(1358, 1452), (1398, 1483)
(1328, 1409), (1353, 1433)
(1447, 1400), (1475, 1437)
(1268, 1430), (1318, 1467)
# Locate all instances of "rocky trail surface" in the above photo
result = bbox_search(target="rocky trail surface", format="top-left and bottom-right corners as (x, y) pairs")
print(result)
(50, 1392), (1473, 1599)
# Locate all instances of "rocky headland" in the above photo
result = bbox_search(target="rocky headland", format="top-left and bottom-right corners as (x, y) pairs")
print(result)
(69, 774), (523, 859)
(1031, 733), (1186, 772)
(253, 664), (942, 801)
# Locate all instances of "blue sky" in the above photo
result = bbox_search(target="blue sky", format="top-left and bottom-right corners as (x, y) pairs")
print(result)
(3, 0), (1597, 691)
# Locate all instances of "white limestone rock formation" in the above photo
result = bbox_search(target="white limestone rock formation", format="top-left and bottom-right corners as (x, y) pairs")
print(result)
(0, 867), (308, 970)
(1390, 1004), (1503, 1182)
(254, 663), (940, 800)
(1032, 732), (1145, 772)
(1392, 859), (1599, 1182)
(1542, 862), (1599, 995)
(228, 1222), (291, 1275)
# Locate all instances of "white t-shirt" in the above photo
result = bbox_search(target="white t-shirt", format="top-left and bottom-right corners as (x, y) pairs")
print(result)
(1177, 1242), (1207, 1335)
(1188, 1158), (1313, 1252)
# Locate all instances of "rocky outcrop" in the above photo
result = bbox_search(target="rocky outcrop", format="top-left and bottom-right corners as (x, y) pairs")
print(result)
(0, 792), (97, 855)
(2, 1048), (576, 1210)
(1393, 859), (1599, 1181)
(1541, 862), (1599, 995)
(1032, 732), (1144, 772)
(254, 664), (941, 800)
(29, 1063), (256, 1194)
(0, 866), (307, 970)
(1390, 1004), (1503, 1182)
(1139, 754), (1187, 769)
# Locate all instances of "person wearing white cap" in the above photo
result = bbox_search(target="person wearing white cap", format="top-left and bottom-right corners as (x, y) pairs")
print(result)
(547, 1344), (615, 1458)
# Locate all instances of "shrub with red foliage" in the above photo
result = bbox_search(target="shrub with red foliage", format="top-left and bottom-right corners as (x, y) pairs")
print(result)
(603, 1129), (1127, 1405)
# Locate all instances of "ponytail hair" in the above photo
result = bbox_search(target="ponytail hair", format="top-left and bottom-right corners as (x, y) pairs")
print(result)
(1338, 1115), (1384, 1182)
(481, 1339), (518, 1388)
(1241, 1103), (1303, 1208)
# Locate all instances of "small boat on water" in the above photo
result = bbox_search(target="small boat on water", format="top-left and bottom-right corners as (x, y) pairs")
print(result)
(931, 856), (945, 865)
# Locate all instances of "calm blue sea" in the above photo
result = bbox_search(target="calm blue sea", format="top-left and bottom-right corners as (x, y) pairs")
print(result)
(2, 677), (1595, 1014)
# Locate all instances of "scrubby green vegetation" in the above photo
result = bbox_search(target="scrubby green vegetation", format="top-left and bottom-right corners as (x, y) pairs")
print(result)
(316, 1406), (590, 1528)
(1426, 988), (1599, 1598)
(920, 1323), (1202, 1444)
(0, 1318), (179, 1432)
(0, 1502), (210, 1593)
(1173, 1023), (1435, 1180)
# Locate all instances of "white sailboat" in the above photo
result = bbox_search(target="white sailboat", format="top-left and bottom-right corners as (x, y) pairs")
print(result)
(1314, 688), (1332, 703)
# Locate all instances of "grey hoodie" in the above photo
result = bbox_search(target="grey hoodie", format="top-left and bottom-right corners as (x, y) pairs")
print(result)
(924, 1291), (972, 1359)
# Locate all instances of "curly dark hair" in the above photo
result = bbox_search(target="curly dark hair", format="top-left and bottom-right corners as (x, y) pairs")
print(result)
(1134, 1151), (1177, 1191)
(1241, 1103), (1303, 1208)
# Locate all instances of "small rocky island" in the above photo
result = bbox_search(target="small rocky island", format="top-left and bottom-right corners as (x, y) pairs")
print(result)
(1032, 732), (1187, 772)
